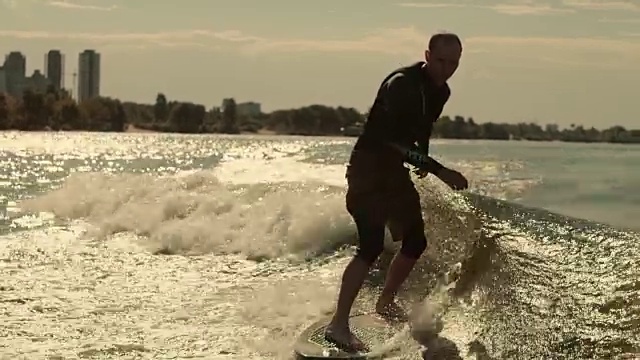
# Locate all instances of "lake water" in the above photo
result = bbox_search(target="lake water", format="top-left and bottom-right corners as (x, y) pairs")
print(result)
(1, 132), (638, 359)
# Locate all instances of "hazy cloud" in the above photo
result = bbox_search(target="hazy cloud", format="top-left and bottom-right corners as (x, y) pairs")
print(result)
(397, 2), (466, 9)
(466, 35), (640, 53)
(0, 29), (253, 43)
(399, 0), (639, 14)
(489, 3), (574, 15)
(0, 27), (638, 63)
(398, 2), (574, 15)
(1, 0), (20, 8)
(598, 17), (640, 22)
(46, 1), (117, 11)
(1, 0), (117, 11)
(561, 0), (640, 11)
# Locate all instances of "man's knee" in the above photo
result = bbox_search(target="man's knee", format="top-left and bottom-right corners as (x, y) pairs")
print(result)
(400, 226), (427, 259)
(394, 183), (426, 258)
(355, 240), (385, 264)
(353, 217), (386, 264)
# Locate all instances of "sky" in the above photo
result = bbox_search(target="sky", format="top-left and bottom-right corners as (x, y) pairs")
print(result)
(0, 0), (639, 129)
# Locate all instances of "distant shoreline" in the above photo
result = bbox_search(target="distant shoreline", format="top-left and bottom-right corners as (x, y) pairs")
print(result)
(1, 89), (638, 145)
(1, 126), (637, 146)
(124, 124), (279, 136)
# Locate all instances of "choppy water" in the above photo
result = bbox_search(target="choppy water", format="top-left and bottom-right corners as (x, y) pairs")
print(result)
(0, 132), (638, 360)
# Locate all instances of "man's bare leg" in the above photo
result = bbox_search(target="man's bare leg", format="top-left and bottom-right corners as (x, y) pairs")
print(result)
(374, 220), (414, 319)
(375, 251), (417, 319)
(325, 256), (371, 351)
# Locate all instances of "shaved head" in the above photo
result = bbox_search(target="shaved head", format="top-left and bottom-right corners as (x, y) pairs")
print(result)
(428, 32), (462, 52)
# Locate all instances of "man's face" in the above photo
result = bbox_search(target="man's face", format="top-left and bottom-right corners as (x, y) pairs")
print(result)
(425, 41), (462, 85)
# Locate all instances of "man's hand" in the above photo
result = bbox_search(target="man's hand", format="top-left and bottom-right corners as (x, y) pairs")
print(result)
(435, 168), (468, 191)
(415, 168), (430, 178)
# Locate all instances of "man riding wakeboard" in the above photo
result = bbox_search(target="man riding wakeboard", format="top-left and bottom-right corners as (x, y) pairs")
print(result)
(325, 31), (469, 352)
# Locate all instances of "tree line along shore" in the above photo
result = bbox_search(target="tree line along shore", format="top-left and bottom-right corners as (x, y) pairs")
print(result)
(1, 87), (638, 144)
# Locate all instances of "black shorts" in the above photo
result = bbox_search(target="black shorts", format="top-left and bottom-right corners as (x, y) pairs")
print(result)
(345, 150), (427, 260)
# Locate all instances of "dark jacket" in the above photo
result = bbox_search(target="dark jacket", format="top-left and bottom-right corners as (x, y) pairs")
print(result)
(349, 61), (450, 173)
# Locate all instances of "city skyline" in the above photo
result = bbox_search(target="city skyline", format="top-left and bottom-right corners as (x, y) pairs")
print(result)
(0, 48), (100, 101)
(0, 0), (639, 128)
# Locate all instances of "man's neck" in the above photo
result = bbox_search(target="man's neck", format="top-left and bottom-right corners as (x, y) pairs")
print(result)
(421, 63), (445, 87)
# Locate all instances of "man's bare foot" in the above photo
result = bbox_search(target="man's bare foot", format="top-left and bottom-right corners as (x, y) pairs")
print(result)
(375, 300), (408, 322)
(324, 323), (369, 352)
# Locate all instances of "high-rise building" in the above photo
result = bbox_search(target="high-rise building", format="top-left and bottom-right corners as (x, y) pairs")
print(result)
(78, 49), (100, 102)
(221, 99), (262, 117)
(3, 51), (26, 97)
(45, 50), (64, 90)
(237, 101), (262, 117)
(23, 70), (49, 93)
(0, 66), (6, 94)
